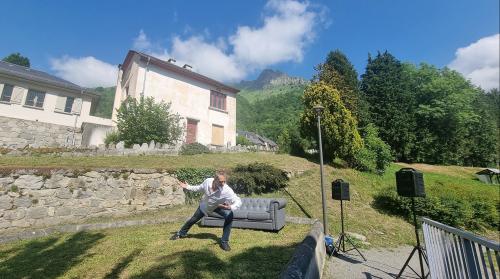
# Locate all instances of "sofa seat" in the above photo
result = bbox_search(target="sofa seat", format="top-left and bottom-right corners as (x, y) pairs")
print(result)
(201, 198), (287, 231)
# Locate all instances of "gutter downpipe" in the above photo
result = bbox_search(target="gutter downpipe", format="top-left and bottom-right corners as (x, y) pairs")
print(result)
(141, 57), (151, 98)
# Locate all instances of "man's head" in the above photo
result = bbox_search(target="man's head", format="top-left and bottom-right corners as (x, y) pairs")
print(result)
(214, 170), (227, 188)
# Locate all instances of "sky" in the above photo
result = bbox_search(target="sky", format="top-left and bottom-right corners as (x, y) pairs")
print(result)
(1, 0), (498, 90)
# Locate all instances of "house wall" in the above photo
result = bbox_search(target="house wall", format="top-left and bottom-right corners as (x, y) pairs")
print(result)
(114, 55), (237, 147)
(0, 75), (113, 147)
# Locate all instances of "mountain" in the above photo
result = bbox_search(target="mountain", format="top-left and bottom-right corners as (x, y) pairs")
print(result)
(235, 69), (308, 90)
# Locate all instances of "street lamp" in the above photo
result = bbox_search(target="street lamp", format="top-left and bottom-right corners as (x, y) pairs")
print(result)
(313, 104), (328, 235)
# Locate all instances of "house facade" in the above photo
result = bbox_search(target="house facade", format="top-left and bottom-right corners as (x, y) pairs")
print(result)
(113, 51), (239, 147)
(0, 61), (113, 148)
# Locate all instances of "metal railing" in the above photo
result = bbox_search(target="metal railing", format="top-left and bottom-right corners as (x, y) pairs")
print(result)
(422, 217), (499, 279)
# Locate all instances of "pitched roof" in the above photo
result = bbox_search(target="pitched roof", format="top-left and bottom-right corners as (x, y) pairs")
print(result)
(237, 130), (278, 147)
(476, 168), (500, 175)
(0, 61), (98, 96)
(121, 50), (240, 94)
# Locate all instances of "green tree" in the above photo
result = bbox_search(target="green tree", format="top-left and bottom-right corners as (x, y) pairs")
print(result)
(360, 51), (416, 161)
(314, 50), (370, 126)
(353, 124), (393, 174)
(2, 53), (30, 67)
(91, 87), (116, 119)
(116, 97), (183, 147)
(300, 82), (363, 162)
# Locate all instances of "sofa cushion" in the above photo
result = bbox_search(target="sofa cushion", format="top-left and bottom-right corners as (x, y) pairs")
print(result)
(247, 211), (271, 220)
(233, 211), (248, 219)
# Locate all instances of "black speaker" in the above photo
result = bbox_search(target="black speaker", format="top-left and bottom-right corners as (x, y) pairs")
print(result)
(332, 179), (350, 201)
(396, 168), (425, 198)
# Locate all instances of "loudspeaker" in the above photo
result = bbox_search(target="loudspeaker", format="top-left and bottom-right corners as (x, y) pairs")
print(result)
(332, 179), (350, 201)
(396, 168), (425, 198)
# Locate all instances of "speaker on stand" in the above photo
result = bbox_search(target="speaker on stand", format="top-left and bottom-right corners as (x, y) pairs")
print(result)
(395, 168), (429, 279)
(331, 179), (366, 261)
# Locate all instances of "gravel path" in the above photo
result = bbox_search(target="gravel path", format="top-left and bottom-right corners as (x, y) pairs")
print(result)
(323, 245), (430, 279)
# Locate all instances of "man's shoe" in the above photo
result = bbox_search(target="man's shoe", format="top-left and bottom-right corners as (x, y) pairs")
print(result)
(170, 233), (187, 240)
(220, 242), (231, 251)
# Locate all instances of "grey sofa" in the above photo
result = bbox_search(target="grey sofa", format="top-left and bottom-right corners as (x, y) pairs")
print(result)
(201, 198), (287, 231)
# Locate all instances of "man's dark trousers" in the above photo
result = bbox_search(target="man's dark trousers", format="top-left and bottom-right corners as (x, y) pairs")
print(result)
(178, 206), (234, 242)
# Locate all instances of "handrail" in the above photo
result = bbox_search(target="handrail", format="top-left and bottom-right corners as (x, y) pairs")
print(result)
(422, 217), (499, 279)
(422, 218), (500, 251)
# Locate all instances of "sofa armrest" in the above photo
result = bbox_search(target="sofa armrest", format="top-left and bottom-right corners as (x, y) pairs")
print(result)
(271, 199), (287, 210)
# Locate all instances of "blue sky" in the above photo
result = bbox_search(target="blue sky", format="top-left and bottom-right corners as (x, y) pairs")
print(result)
(1, 0), (498, 89)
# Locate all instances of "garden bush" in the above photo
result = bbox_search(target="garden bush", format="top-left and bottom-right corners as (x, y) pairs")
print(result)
(373, 187), (498, 230)
(180, 143), (211, 155)
(236, 135), (252, 146)
(175, 168), (215, 204)
(228, 162), (288, 195)
(352, 124), (392, 174)
(104, 131), (120, 147)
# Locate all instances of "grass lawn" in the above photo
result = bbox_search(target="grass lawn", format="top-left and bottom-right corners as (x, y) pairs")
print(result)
(0, 222), (310, 279)
(1, 152), (497, 247)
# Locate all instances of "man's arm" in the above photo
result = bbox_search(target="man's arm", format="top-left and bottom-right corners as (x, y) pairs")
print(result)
(227, 189), (242, 211)
(179, 181), (204, 192)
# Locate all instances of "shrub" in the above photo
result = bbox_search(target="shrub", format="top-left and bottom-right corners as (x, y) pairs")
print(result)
(116, 96), (183, 147)
(180, 143), (211, 155)
(353, 124), (392, 174)
(228, 163), (288, 195)
(236, 135), (252, 146)
(104, 130), (120, 147)
(175, 168), (215, 204)
(372, 187), (497, 230)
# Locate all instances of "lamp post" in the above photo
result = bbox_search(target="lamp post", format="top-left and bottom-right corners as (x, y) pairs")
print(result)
(314, 105), (328, 235)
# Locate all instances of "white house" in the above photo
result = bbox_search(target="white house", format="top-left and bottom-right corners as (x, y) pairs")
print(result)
(0, 61), (113, 148)
(113, 51), (240, 147)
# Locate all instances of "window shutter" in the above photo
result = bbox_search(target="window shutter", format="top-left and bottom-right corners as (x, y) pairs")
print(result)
(54, 96), (66, 112)
(211, 125), (224, 146)
(72, 98), (83, 114)
(0, 84), (4, 96)
(10, 86), (25, 104)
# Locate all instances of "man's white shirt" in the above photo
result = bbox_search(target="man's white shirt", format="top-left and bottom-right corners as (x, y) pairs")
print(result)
(186, 178), (242, 214)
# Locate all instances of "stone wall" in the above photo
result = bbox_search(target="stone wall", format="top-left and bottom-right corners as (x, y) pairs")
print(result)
(0, 116), (82, 148)
(0, 169), (185, 232)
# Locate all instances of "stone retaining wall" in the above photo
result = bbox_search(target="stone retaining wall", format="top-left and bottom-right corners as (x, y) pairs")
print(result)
(0, 116), (82, 148)
(0, 169), (185, 232)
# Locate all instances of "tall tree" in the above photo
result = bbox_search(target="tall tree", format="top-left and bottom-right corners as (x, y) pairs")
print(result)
(314, 50), (370, 126)
(300, 81), (363, 162)
(2, 53), (30, 67)
(360, 51), (416, 161)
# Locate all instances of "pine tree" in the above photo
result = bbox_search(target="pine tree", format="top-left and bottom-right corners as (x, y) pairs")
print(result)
(360, 51), (416, 161)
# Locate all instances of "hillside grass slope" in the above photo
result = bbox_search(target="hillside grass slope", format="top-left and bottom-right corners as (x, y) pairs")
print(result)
(1, 153), (496, 247)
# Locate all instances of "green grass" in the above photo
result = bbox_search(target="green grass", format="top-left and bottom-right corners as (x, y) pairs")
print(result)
(0, 222), (310, 279)
(1, 153), (497, 247)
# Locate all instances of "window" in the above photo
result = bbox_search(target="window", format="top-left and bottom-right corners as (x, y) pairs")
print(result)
(0, 84), (13, 102)
(210, 91), (226, 111)
(25, 89), (45, 108)
(64, 96), (74, 113)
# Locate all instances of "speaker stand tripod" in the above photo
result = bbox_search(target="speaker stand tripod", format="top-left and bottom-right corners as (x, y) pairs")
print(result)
(333, 200), (366, 261)
(396, 198), (429, 279)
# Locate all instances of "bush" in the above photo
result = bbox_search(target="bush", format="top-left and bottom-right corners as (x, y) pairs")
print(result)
(116, 97), (183, 147)
(180, 143), (211, 155)
(175, 168), (215, 204)
(104, 131), (120, 147)
(353, 124), (392, 174)
(373, 187), (498, 230)
(236, 135), (252, 146)
(228, 163), (288, 195)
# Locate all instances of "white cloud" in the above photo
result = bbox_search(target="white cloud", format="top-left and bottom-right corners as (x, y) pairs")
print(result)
(134, 0), (326, 82)
(50, 56), (117, 88)
(133, 29), (152, 51)
(448, 34), (499, 90)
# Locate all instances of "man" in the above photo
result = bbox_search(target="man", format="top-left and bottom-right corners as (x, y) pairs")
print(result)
(171, 171), (242, 251)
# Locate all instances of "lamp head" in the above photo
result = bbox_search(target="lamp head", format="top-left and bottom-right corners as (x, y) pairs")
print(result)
(313, 105), (324, 115)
